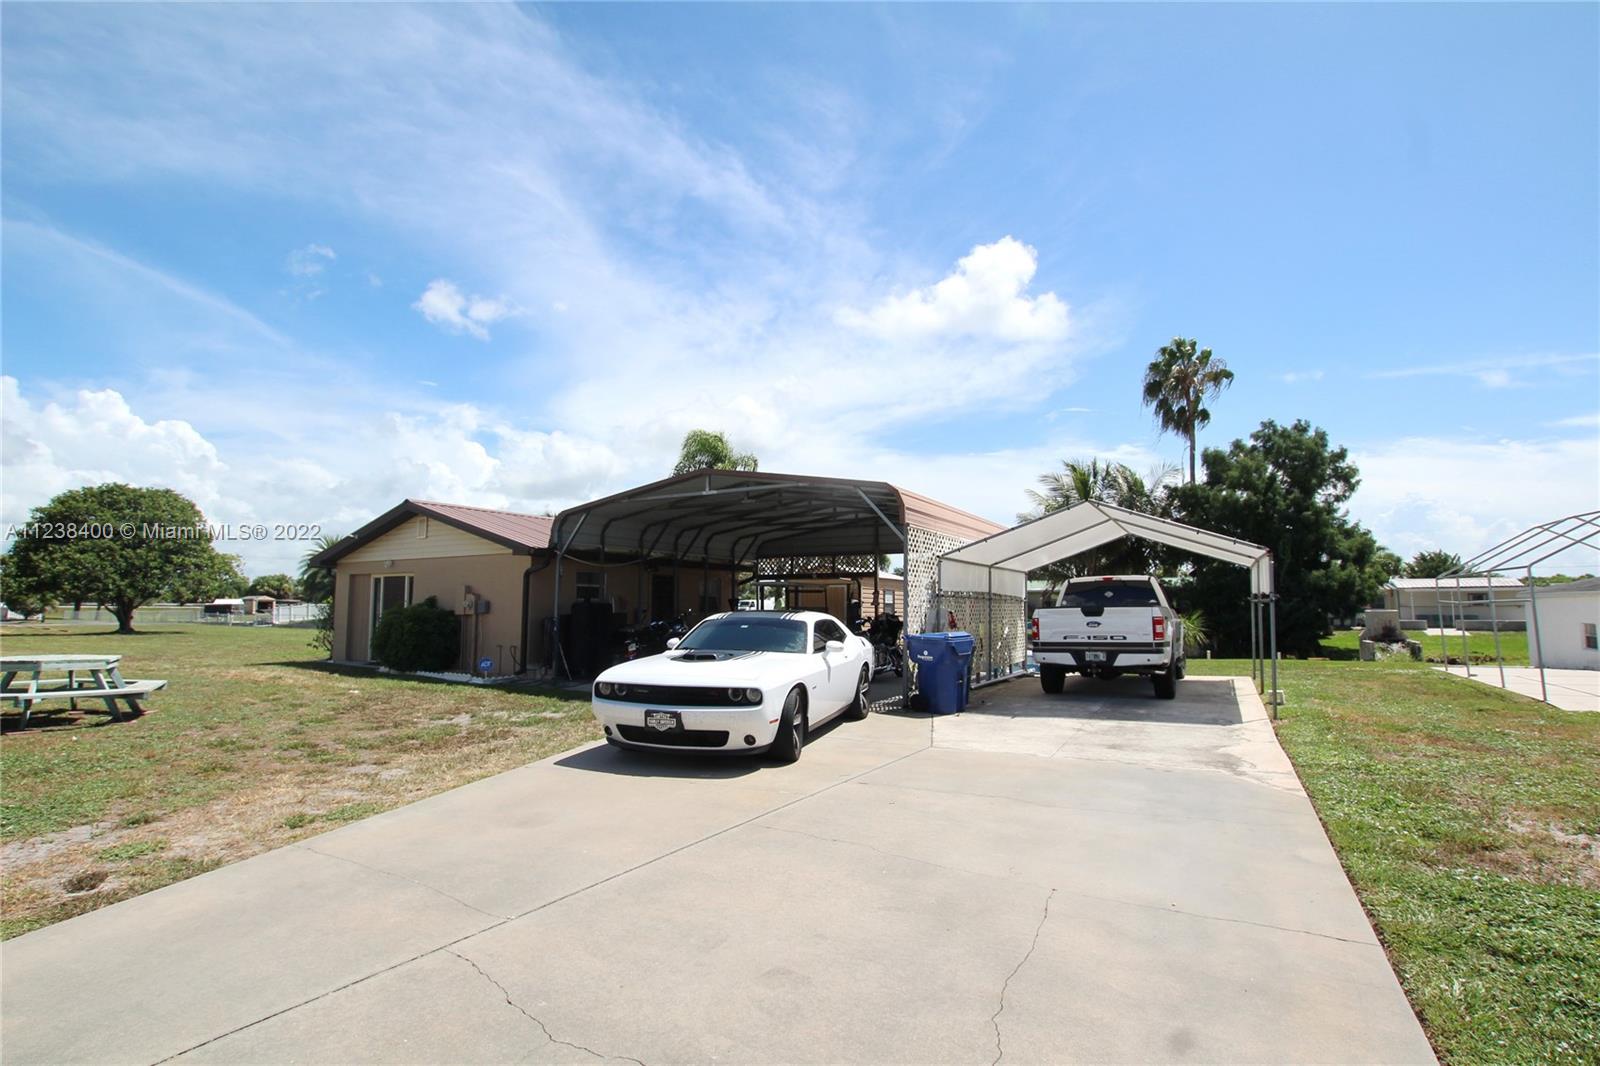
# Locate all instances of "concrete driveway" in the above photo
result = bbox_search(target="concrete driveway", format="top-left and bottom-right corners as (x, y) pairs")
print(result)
(1, 675), (1433, 1065)
(1436, 664), (1600, 711)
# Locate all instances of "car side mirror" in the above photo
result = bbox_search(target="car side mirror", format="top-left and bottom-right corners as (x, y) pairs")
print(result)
(665, 637), (681, 650)
(825, 639), (845, 653)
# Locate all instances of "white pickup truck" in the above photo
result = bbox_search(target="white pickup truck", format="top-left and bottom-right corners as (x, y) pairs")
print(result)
(1029, 575), (1185, 699)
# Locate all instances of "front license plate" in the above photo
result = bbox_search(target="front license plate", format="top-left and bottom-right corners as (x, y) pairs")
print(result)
(644, 710), (682, 733)
(1084, 651), (1106, 662)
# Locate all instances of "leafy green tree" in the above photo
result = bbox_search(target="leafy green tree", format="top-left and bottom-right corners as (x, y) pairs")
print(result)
(1141, 337), (1235, 483)
(2, 484), (239, 634)
(672, 429), (757, 476)
(167, 551), (248, 603)
(1171, 420), (1393, 656)
(1403, 549), (1464, 578)
(246, 573), (297, 599)
(1021, 459), (1178, 582)
(297, 533), (344, 603)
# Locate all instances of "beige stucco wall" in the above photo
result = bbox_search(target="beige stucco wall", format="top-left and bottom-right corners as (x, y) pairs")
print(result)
(334, 549), (530, 674)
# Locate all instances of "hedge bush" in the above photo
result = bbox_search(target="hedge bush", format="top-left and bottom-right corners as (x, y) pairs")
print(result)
(371, 596), (460, 672)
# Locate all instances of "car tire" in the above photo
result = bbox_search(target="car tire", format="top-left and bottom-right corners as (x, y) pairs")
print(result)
(844, 665), (871, 721)
(1153, 667), (1177, 700)
(1175, 656), (1187, 680)
(1041, 665), (1066, 694)
(769, 687), (806, 763)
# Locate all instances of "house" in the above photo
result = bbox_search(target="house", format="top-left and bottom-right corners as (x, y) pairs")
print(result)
(773, 572), (905, 620)
(1381, 576), (1526, 628)
(1529, 578), (1600, 670)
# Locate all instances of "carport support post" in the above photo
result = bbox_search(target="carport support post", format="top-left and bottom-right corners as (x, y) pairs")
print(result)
(1268, 595), (1279, 717)
(1455, 575), (1471, 678)
(1249, 596), (1260, 691)
(1434, 578), (1449, 665)
(1527, 565), (1549, 703)
(1486, 570), (1506, 690)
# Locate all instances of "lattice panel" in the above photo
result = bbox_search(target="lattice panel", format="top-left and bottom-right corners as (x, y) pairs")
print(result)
(756, 555), (876, 578)
(904, 525), (969, 636)
(940, 591), (1028, 682)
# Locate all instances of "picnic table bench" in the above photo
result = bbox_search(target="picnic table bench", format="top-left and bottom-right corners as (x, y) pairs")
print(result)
(1, 655), (167, 728)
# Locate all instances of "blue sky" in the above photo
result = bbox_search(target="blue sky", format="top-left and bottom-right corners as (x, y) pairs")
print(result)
(3, 3), (1597, 574)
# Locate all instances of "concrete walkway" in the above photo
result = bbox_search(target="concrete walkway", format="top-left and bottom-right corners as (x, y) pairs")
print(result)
(1436, 665), (1600, 711)
(1, 676), (1434, 1064)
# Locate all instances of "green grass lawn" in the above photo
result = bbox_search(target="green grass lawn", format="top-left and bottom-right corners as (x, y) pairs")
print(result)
(1320, 627), (1533, 665)
(0, 623), (599, 938)
(1190, 655), (1598, 1065)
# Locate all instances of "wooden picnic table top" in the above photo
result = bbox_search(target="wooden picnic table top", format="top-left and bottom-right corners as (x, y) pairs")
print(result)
(1, 654), (123, 672)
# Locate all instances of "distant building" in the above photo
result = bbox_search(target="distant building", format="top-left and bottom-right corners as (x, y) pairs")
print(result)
(1530, 578), (1600, 671)
(1381, 576), (1526, 627)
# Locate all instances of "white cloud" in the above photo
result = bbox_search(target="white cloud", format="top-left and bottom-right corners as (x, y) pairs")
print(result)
(1281, 369), (1325, 383)
(1368, 351), (1598, 386)
(285, 243), (335, 277)
(1351, 433), (1600, 569)
(1548, 412), (1599, 428)
(413, 279), (513, 341)
(836, 236), (1069, 344)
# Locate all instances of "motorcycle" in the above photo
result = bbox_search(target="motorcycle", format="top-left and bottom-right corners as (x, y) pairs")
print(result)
(620, 611), (694, 660)
(855, 612), (905, 678)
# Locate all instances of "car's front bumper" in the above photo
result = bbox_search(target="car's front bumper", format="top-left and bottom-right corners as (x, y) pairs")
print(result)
(590, 697), (780, 753)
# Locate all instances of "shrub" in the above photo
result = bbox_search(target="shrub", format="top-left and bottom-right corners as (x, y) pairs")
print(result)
(309, 601), (334, 656)
(1375, 621), (1404, 644)
(371, 596), (459, 672)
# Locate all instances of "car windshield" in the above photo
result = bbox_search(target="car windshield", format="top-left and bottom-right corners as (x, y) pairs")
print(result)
(1058, 582), (1159, 608)
(676, 615), (807, 653)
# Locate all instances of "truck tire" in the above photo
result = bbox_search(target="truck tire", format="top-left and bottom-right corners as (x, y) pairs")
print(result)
(1152, 666), (1177, 700)
(1041, 665), (1066, 694)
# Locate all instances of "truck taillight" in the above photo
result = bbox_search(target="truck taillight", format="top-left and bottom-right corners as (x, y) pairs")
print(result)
(1152, 615), (1166, 641)
(1030, 617), (1040, 641)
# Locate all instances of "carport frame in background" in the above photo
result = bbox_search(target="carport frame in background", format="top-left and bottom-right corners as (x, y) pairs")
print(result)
(933, 501), (1281, 713)
(1435, 510), (1600, 706)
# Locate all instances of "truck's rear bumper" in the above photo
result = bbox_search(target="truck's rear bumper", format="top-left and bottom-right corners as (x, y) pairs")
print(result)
(1031, 642), (1171, 674)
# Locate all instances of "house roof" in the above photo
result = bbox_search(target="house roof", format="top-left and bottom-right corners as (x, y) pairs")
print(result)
(1387, 576), (1524, 590)
(1535, 577), (1600, 595)
(311, 499), (553, 566)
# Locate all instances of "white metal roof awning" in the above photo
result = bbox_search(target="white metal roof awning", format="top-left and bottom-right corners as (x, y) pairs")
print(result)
(938, 500), (1274, 597)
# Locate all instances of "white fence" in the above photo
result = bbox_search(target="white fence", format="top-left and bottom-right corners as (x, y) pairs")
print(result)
(44, 603), (324, 626)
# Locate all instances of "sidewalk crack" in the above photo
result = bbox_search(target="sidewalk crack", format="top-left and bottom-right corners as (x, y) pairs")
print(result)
(990, 887), (1055, 1065)
(295, 843), (508, 921)
(448, 949), (645, 1066)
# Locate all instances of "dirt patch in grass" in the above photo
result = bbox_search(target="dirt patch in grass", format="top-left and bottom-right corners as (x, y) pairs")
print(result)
(1, 625), (598, 938)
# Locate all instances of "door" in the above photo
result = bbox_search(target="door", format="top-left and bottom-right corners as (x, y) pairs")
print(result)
(368, 574), (413, 659)
(651, 574), (676, 622)
(812, 617), (857, 711)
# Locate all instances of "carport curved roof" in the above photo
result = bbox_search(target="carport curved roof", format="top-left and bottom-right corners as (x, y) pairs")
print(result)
(939, 499), (1275, 595)
(548, 469), (1002, 563)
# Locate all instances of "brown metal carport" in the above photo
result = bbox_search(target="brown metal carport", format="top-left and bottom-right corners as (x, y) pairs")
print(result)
(545, 469), (1004, 700)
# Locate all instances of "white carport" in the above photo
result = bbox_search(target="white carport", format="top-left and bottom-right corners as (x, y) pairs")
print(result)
(935, 501), (1281, 708)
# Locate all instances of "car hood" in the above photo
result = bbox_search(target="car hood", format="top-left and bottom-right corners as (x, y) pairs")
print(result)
(596, 649), (800, 688)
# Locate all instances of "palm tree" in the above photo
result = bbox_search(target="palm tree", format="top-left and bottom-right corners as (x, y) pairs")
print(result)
(1141, 338), (1235, 483)
(1022, 459), (1178, 581)
(298, 533), (345, 603)
(672, 429), (758, 476)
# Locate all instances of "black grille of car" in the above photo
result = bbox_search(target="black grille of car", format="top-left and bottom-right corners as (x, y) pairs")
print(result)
(616, 726), (731, 748)
(596, 685), (746, 706)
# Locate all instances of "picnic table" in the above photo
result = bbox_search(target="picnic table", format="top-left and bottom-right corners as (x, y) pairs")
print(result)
(1, 654), (167, 728)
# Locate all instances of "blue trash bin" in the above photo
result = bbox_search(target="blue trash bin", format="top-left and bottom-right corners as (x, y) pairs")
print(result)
(907, 632), (974, 714)
(946, 631), (976, 711)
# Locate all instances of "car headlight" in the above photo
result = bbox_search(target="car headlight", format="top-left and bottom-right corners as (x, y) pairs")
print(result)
(596, 681), (612, 696)
(613, 684), (628, 697)
(727, 688), (746, 703)
(744, 688), (763, 704)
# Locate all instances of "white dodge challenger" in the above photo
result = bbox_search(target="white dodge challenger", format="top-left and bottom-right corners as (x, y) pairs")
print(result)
(590, 610), (874, 762)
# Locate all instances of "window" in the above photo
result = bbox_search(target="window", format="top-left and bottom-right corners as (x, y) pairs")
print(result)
(576, 570), (603, 602)
(813, 618), (847, 652)
(677, 615), (806, 653)
(884, 591), (896, 613)
(1585, 623), (1597, 651)
(1466, 592), (1487, 603)
(416, 516), (429, 539)
(1058, 581), (1159, 608)
(369, 574), (413, 659)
